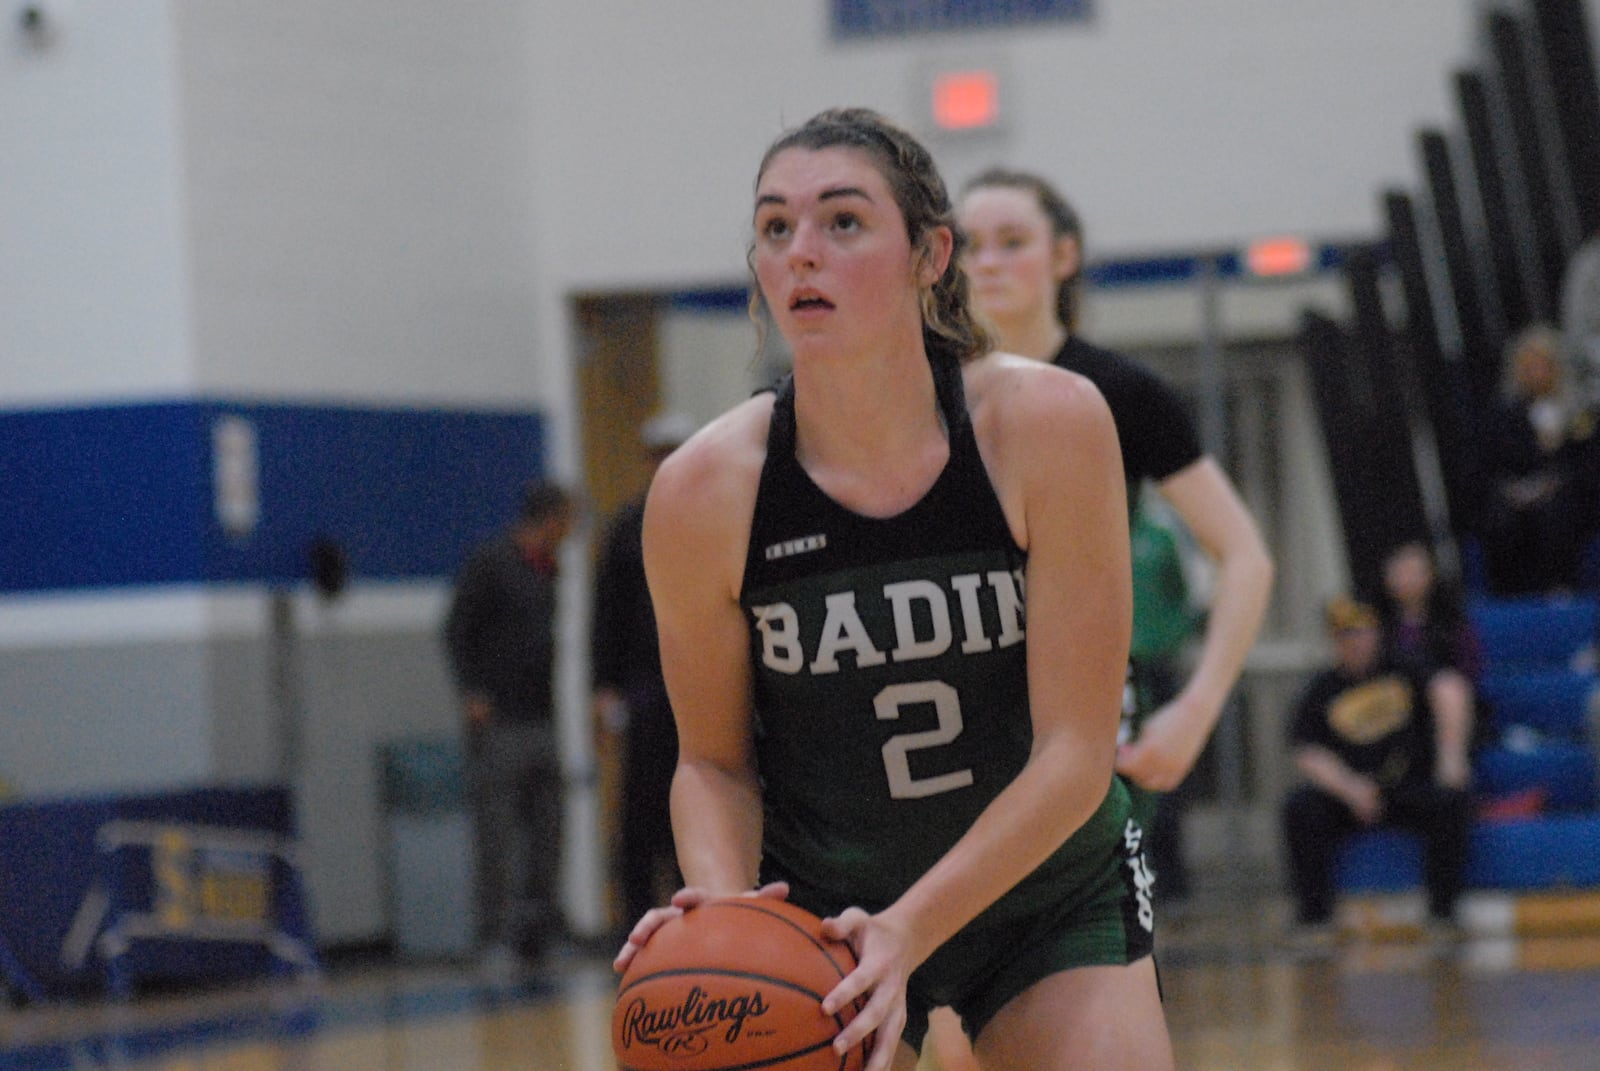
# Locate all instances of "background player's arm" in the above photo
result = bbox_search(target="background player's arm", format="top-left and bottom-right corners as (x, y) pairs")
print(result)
(1118, 458), (1274, 789)
(641, 407), (766, 900)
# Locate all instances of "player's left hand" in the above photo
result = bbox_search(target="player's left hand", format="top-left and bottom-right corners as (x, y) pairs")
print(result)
(1115, 697), (1212, 792)
(820, 907), (909, 1071)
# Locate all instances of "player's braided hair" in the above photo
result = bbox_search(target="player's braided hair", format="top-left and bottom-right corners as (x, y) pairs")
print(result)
(750, 107), (993, 365)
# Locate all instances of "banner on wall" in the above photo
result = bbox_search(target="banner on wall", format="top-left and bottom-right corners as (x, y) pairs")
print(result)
(0, 786), (317, 1000)
(832, 0), (1092, 39)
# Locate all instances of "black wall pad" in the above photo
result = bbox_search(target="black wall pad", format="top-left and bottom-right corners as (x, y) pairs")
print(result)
(1529, 0), (1600, 240)
(1383, 190), (1480, 537)
(1344, 246), (1431, 539)
(1487, 8), (1569, 314)
(1456, 68), (1533, 340)
(1420, 128), (1499, 417)
(1298, 310), (1425, 602)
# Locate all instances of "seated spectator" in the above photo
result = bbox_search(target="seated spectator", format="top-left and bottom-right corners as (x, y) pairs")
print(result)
(1377, 539), (1482, 773)
(1478, 324), (1600, 596)
(1282, 598), (1474, 943)
(1377, 540), (1481, 681)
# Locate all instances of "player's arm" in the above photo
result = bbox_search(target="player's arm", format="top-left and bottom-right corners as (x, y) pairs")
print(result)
(1118, 458), (1274, 789)
(641, 404), (767, 900)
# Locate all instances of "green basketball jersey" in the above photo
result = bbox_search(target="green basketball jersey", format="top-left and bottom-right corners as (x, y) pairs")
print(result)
(739, 360), (1127, 927)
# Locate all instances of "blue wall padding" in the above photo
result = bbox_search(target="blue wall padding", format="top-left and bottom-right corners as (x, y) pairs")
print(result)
(1, 401), (546, 593)
(1, 404), (209, 590)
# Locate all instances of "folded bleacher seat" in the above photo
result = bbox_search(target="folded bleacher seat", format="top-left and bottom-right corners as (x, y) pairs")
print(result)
(1470, 595), (1598, 672)
(1478, 670), (1597, 737)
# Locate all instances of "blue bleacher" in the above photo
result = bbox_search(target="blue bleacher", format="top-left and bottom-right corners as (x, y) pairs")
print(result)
(1471, 595), (1600, 816)
(1474, 664), (1599, 810)
(1469, 595), (1598, 672)
(1477, 670), (1595, 737)
(1337, 593), (1600, 895)
(1340, 816), (1600, 892)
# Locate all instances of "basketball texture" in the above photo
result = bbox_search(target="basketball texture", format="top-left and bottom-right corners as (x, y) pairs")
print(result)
(612, 897), (866, 1071)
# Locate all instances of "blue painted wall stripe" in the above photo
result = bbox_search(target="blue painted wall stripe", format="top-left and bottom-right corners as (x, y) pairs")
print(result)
(657, 242), (1365, 316)
(1, 401), (547, 594)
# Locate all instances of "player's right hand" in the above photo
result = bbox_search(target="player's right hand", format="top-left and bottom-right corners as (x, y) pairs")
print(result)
(612, 882), (789, 973)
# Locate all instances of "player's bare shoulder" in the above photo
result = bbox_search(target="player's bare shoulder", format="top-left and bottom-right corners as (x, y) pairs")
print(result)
(963, 350), (1115, 460)
(643, 392), (774, 592)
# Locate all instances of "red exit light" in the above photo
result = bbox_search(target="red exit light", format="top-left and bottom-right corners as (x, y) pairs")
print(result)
(933, 70), (1000, 130)
(1246, 237), (1313, 277)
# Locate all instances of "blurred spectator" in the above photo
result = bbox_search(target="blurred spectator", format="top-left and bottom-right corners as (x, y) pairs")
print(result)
(1376, 540), (1483, 773)
(1281, 598), (1474, 943)
(444, 479), (576, 974)
(1376, 540), (1482, 683)
(591, 411), (696, 933)
(1478, 325), (1599, 596)
(1562, 226), (1600, 399)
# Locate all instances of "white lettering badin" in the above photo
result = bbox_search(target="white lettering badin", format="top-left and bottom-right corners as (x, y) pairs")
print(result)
(751, 569), (1025, 676)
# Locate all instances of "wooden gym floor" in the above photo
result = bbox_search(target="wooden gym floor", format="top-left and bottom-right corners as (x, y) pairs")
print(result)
(6, 888), (1600, 1071)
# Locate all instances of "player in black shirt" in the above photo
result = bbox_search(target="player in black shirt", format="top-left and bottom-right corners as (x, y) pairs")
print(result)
(958, 169), (1273, 847)
(919, 165), (1272, 1071)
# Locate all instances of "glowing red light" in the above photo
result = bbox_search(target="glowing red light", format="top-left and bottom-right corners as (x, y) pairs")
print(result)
(1246, 237), (1313, 277)
(932, 71), (1000, 131)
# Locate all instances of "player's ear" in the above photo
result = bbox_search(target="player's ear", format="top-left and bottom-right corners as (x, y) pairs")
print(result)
(1052, 233), (1081, 283)
(917, 225), (954, 287)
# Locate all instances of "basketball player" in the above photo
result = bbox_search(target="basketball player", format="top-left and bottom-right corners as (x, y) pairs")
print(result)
(957, 169), (1273, 861)
(924, 166), (1271, 1070)
(616, 109), (1174, 1071)
(915, 168), (1272, 1071)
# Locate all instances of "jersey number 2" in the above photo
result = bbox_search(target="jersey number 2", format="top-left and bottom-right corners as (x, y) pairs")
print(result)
(875, 681), (974, 799)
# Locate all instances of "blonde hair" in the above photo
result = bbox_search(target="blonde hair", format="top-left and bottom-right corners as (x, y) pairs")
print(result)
(1501, 322), (1566, 400)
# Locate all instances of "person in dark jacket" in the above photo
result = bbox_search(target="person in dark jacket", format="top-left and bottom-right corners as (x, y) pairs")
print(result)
(445, 479), (575, 972)
(591, 411), (696, 933)
(1479, 325), (1599, 595)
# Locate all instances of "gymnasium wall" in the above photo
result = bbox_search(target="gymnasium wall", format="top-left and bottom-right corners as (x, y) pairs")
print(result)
(1, 3), (192, 403)
(3, 0), (1592, 944)
(530, 1), (1483, 293)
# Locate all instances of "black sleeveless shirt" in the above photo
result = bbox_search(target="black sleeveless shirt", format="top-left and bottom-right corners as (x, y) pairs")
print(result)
(739, 356), (1127, 919)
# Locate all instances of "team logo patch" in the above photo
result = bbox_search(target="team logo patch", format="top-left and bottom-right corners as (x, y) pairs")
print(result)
(764, 533), (827, 561)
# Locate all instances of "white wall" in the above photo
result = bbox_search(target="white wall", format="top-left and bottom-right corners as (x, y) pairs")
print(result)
(532, 1), (1480, 295)
(660, 309), (771, 425)
(0, 0), (1530, 406)
(173, 1), (548, 407)
(0, 3), (193, 404)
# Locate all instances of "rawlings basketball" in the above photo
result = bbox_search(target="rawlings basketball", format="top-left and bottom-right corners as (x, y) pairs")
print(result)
(612, 897), (866, 1071)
